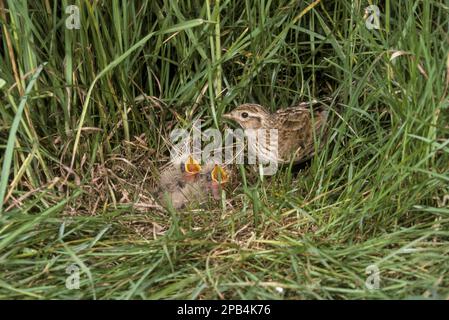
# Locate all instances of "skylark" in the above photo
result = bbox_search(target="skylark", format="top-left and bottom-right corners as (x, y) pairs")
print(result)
(222, 100), (329, 165)
(156, 156), (230, 209)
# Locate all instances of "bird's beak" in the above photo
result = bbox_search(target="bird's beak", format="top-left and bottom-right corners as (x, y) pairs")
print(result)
(209, 165), (229, 200)
(222, 113), (234, 120)
(183, 155), (201, 175)
(211, 165), (229, 184)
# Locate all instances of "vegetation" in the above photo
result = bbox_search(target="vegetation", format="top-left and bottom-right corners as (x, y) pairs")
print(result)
(0, 0), (448, 299)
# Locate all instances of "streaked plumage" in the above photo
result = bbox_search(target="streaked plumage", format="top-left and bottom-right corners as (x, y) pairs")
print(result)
(222, 100), (329, 164)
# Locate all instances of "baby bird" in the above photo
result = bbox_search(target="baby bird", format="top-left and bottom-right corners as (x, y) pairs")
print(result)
(180, 154), (202, 182)
(205, 163), (229, 200)
(156, 156), (230, 209)
(222, 100), (329, 165)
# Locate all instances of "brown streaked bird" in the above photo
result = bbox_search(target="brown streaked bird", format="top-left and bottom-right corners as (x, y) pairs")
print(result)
(222, 100), (329, 165)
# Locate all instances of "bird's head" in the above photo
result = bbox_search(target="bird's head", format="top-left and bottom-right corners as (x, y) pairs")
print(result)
(203, 164), (229, 200)
(210, 164), (229, 185)
(222, 104), (271, 129)
(180, 155), (201, 182)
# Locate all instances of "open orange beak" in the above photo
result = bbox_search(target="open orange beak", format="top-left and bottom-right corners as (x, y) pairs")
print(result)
(209, 165), (228, 200)
(185, 155), (201, 174)
(211, 164), (229, 185)
(181, 155), (201, 182)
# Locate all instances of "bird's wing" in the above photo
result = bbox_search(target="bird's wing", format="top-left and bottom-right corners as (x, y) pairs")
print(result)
(274, 106), (310, 131)
(275, 102), (328, 131)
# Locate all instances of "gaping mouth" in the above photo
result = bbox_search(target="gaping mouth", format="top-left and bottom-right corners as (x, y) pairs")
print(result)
(183, 155), (201, 174)
(211, 164), (229, 184)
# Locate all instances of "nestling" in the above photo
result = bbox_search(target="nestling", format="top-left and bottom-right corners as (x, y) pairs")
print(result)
(155, 156), (231, 209)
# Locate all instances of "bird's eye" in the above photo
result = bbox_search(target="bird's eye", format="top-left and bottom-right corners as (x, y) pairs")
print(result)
(241, 112), (249, 119)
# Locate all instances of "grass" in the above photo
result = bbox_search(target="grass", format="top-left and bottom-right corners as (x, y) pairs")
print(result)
(0, 0), (448, 299)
